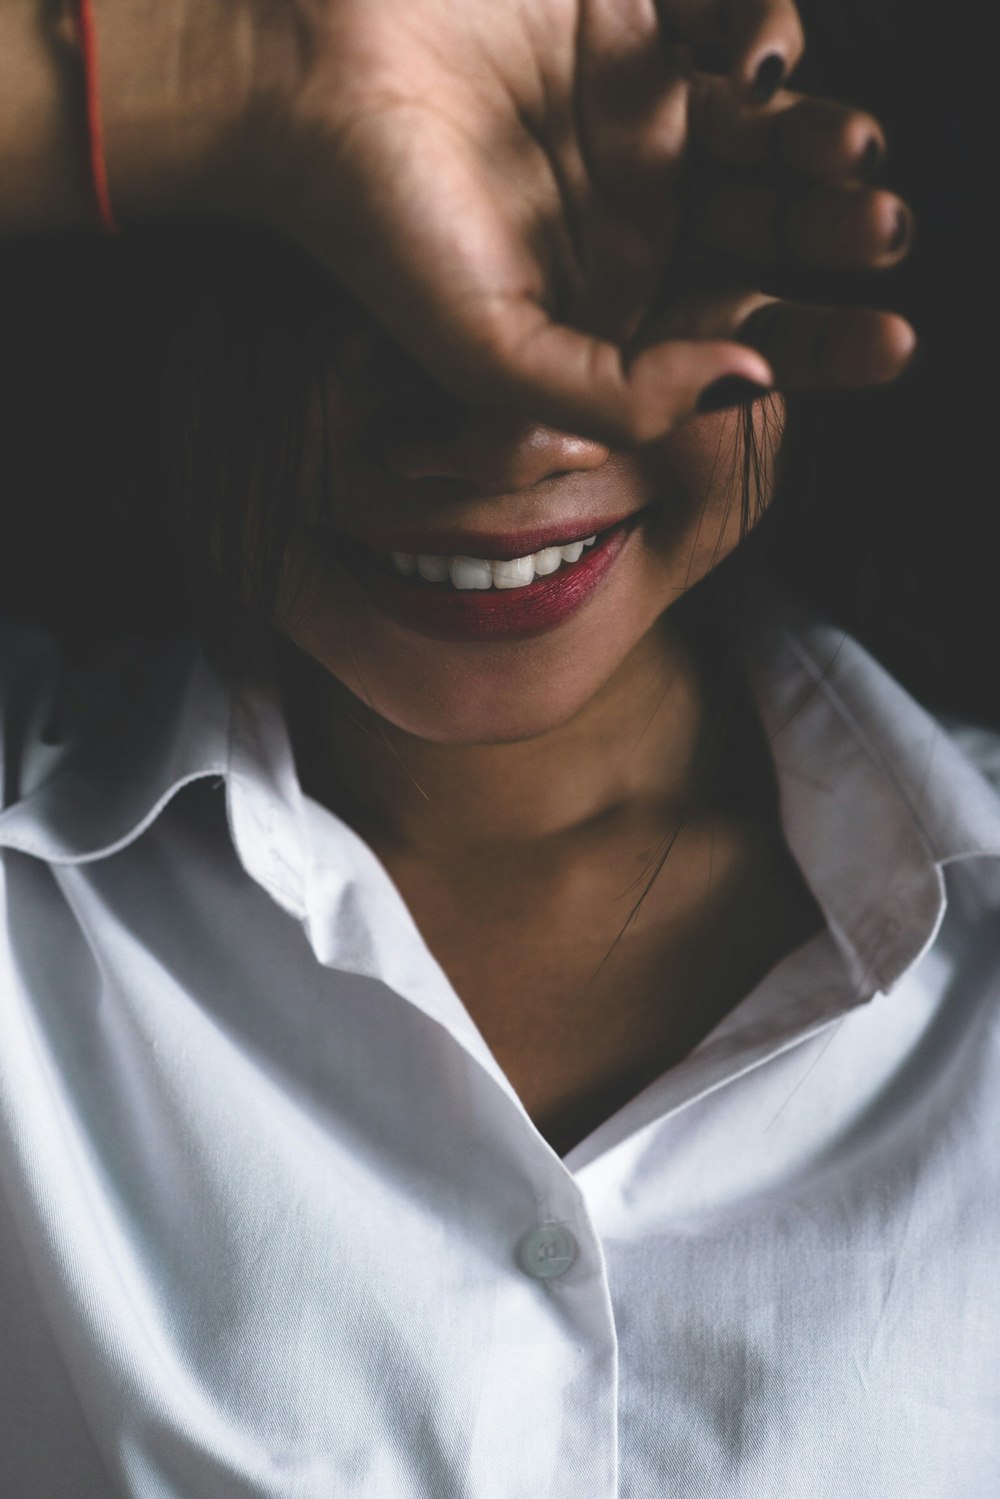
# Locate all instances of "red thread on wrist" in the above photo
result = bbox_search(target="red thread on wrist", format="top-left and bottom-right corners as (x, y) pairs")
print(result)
(73, 0), (120, 234)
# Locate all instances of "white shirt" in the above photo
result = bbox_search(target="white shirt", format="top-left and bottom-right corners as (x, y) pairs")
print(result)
(1, 592), (998, 1499)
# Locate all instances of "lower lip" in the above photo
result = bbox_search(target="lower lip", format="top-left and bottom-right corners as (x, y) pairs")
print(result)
(330, 516), (641, 642)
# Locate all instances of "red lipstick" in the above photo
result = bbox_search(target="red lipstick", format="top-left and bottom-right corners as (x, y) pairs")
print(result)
(327, 514), (642, 642)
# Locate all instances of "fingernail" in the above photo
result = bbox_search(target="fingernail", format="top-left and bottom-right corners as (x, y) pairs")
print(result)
(887, 205), (912, 253)
(857, 137), (883, 179)
(751, 53), (785, 104)
(696, 377), (771, 414)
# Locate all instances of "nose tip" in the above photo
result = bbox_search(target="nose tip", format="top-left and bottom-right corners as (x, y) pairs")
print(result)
(380, 403), (611, 492)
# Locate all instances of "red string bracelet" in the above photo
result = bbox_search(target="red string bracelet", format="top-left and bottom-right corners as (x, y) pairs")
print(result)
(72, 0), (120, 234)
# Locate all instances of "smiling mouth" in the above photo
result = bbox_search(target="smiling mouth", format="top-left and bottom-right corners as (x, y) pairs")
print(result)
(316, 513), (643, 643)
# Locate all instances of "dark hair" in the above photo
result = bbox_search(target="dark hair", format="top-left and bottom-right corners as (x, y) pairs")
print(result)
(161, 225), (329, 672)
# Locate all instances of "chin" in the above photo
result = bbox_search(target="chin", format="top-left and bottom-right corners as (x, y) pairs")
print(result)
(286, 622), (622, 746)
(274, 501), (746, 747)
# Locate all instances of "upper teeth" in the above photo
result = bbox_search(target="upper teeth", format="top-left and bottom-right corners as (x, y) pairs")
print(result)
(390, 536), (598, 589)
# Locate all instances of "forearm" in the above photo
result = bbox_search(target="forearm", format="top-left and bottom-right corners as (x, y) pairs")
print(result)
(0, 0), (262, 233)
(0, 0), (88, 229)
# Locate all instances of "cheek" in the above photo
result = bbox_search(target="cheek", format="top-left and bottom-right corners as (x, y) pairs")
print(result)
(638, 401), (783, 571)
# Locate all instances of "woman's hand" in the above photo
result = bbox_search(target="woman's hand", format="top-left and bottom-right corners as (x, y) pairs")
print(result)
(2, 0), (917, 441)
(241, 0), (914, 441)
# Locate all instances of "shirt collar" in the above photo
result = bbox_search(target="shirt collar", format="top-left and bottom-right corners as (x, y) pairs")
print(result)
(0, 633), (308, 921)
(0, 635), (232, 864)
(739, 583), (1000, 992)
(4, 596), (1000, 1004)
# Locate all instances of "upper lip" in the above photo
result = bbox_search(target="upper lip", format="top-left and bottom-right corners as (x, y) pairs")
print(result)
(334, 511), (643, 563)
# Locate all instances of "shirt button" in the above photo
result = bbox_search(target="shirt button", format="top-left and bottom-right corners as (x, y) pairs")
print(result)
(516, 1221), (579, 1280)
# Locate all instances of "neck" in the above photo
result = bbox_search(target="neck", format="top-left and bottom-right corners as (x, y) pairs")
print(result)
(276, 606), (756, 861)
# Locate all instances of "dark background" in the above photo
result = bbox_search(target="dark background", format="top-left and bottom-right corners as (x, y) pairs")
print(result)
(0, 0), (990, 722)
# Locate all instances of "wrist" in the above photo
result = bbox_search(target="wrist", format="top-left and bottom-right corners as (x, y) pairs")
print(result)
(94, 0), (260, 221)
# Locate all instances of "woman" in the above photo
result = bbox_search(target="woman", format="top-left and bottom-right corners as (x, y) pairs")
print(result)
(1, 0), (995, 1495)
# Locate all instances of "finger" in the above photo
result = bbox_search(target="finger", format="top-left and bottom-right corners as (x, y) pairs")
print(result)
(695, 180), (913, 270)
(575, 0), (690, 209)
(722, 0), (805, 103)
(412, 301), (774, 443)
(319, 229), (775, 441)
(633, 285), (916, 389)
(657, 0), (804, 101)
(737, 297), (918, 387)
(771, 97), (885, 182)
(693, 83), (887, 184)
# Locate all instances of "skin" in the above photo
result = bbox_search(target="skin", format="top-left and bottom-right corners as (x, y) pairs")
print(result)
(275, 338), (823, 1156)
